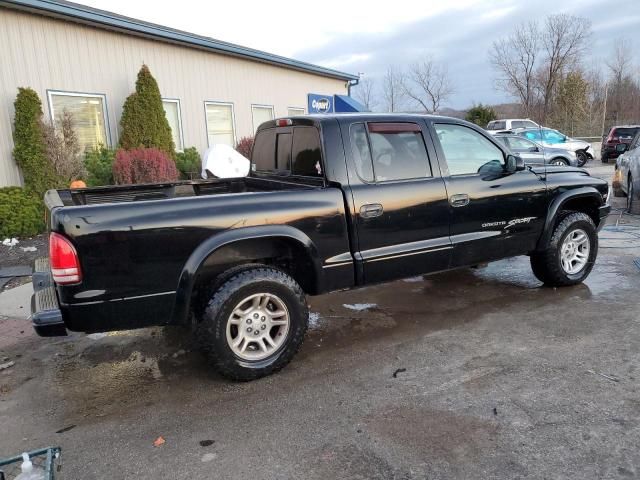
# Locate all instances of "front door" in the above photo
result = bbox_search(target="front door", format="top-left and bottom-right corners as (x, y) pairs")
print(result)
(342, 120), (451, 284)
(430, 121), (548, 268)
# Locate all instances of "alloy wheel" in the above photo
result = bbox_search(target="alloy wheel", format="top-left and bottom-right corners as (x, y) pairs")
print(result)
(226, 292), (290, 361)
(560, 228), (590, 274)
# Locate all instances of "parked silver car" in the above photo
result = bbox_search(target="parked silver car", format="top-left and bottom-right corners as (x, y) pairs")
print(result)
(614, 130), (640, 214)
(494, 134), (578, 167)
(512, 127), (593, 166)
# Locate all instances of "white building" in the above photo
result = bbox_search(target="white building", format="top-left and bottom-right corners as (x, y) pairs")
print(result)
(0, 0), (359, 186)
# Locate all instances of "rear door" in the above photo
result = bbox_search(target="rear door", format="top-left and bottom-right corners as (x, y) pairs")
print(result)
(430, 121), (548, 267)
(341, 120), (451, 284)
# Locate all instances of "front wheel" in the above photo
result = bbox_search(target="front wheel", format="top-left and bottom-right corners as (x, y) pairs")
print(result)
(197, 266), (308, 381)
(530, 212), (598, 286)
(550, 157), (569, 166)
(576, 150), (588, 167)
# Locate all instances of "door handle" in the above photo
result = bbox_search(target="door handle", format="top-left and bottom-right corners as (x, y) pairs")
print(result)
(449, 193), (470, 207)
(360, 203), (383, 218)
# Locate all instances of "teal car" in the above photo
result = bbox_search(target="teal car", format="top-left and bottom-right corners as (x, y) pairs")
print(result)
(514, 128), (593, 166)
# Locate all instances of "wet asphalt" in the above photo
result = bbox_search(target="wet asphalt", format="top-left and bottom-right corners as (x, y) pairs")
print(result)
(1, 163), (639, 479)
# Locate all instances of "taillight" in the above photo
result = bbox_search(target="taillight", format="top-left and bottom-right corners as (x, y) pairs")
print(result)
(49, 232), (82, 284)
(276, 118), (292, 127)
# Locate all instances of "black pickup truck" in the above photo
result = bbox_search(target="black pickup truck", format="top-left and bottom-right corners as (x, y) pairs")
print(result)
(32, 114), (610, 380)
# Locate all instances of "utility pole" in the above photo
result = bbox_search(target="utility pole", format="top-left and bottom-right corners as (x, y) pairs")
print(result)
(601, 82), (608, 138)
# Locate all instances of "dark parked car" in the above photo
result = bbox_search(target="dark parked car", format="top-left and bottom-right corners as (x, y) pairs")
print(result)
(32, 114), (610, 380)
(614, 130), (640, 214)
(601, 125), (640, 163)
(494, 134), (578, 166)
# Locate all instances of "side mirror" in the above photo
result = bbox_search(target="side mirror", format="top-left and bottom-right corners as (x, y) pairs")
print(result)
(528, 146), (539, 152)
(616, 143), (628, 153)
(507, 154), (526, 172)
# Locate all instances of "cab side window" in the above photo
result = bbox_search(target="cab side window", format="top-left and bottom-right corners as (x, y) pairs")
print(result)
(350, 123), (374, 182)
(435, 124), (504, 176)
(350, 123), (431, 182)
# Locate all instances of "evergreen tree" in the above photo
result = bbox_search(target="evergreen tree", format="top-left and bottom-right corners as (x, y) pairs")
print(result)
(465, 103), (497, 127)
(119, 64), (175, 157)
(12, 87), (60, 195)
(552, 71), (588, 136)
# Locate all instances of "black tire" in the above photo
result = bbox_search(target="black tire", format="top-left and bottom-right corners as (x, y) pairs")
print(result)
(601, 153), (608, 163)
(576, 150), (588, 167)
(197, 266), (308, 381)
(550, 157), (569, 166)
(530, 212), (598, 287)
(628, 177), (640, 215)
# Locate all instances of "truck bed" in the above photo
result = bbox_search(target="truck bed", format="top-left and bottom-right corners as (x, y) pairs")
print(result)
(49, 175), (323, 207)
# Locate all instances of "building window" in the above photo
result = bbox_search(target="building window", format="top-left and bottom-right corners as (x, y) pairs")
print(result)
(205, 102), (236, 147)
(251, 105), (275, 134)
(287, 107), (305, 116)
(48, 91), (109, 151)
(162, 99), (184, 152)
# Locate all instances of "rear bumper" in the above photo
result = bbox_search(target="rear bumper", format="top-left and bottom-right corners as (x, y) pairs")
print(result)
(30, 258), (67, 337)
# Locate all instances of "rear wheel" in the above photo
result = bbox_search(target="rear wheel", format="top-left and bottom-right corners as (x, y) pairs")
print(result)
(628, 176), (640, 215)
(601, 153), (608, 163)
(197, 266), (308, 381)
(576, 150), (588, 167)
(530, 212), (597, 286)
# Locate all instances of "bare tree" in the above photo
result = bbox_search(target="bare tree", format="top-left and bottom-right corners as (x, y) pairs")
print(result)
(489, 21), (540, 118)
(42, 110), (84, 182)
(382, 66), (404, 113)
(490, 14), (591, 122)
(402, 56), (454, 113)
(354, 77), (377, 112)
(538, 14), (591, 121)
(606, 37), (637, 125)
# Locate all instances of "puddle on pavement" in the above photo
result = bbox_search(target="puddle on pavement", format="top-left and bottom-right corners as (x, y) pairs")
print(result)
(44, 249), (638, 419)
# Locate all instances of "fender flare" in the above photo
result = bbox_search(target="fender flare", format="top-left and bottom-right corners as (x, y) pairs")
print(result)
(170, 225), (321, 324)
(536, 187), (603, 250)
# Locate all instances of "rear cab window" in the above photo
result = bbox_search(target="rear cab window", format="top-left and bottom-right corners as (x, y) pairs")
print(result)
(511, 120), (537, 129)
(487, 121), (506, 130)
(252, 126), (323, 177)
(349, 122), (432, 182)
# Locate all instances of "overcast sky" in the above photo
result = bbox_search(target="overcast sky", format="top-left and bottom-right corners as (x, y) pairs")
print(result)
(82, 0), (640, 109)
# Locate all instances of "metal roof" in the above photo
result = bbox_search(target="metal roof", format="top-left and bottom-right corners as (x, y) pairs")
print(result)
(0, 0), (359, 82)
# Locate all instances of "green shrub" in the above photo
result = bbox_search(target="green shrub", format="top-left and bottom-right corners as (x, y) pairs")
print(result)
(119, 64), (175, 158)
(175, 147), (201, 179)
(0, 187), (45, 238)
(84, 146), (115, 186)
(465, 103), (497, 127)
(12, 88), (60, 195)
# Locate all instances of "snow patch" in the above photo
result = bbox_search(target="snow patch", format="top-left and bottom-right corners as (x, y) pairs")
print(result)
(308, 312), (321, 328)
(2, 238), (19, 247)
(87, 332), (108, 340)
(403, 276), (424, 283)
(20, 246), (37, 252)
(343, 303), (377, 311)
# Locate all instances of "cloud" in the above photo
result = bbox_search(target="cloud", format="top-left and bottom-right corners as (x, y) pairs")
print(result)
(293, 0), (640, 109)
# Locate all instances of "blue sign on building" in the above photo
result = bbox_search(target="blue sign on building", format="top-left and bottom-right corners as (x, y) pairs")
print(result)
(307, 93), (334, 114)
